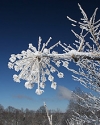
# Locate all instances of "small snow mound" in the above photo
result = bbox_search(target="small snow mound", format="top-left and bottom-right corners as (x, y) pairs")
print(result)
(43, 48), (49, 54)
(69, 50), (77, 54)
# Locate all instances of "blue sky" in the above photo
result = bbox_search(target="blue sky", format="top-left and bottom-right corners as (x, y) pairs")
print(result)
(0, 0), (100, 112)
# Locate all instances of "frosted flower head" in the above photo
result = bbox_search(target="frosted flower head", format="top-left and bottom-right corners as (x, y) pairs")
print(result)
(41, 76), (46, 82)
(8, 62), (13, 69)
(51, 82), (57, 89)
(29, 43), (37, 52)
(21, 50), (26, 55)
(9, 54), (16, 62)
(14, 65), (20, 72)
(45, 69), (50, 75)
(24, 82), (34, 89)
(48, 75), (54, 82)
(40, 82), (45, 89)
(26, 49), (32, 57)
(16, 54), (22, 59)
(57, 72), (64, 78)
(13, 74), (20, 83)
(29, 43), (33, 48)
(35, 89), (44, 95)
(8, 36), (66, 95)
(56, 61), (61, 67)
(50, 67), (56, 73)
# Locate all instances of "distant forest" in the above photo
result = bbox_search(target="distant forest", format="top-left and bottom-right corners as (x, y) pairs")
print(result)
(0, 103), (67, 125)
(1, 88), (100, 125)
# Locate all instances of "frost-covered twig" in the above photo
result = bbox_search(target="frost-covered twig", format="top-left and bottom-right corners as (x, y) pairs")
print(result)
(44, 102), (52, 125)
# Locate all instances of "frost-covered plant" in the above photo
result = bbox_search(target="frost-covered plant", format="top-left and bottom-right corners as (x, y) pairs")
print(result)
(8, 1), (100, 112)
(44, 102), (52, 125)
(68, 91), (100, 125)
(8, 3), (100, 95)
(65, 3), (100, 125)
(66, 3), (100, 93)
(8, 37), (67, 95)
(8, 3), (100, 97)
(8, 3), (100, 124)
(66, 118), (85, 125)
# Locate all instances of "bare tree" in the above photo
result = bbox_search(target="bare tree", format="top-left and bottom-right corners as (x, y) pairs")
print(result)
(0, 104), (4, 125)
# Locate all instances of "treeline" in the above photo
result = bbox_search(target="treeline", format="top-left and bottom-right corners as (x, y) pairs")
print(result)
(1, 88), (100, 125)
(0, 104), (66, 125)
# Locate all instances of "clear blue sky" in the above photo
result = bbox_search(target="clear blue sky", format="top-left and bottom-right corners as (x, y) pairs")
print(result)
(0, 0), (100, 112)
